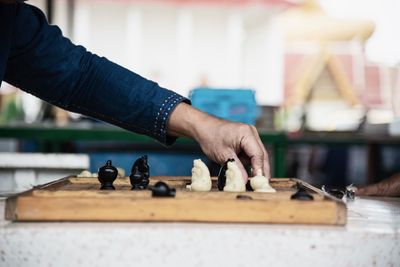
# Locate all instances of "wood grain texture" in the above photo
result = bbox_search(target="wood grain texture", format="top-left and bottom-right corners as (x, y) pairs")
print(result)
(5, 176), (346, 225)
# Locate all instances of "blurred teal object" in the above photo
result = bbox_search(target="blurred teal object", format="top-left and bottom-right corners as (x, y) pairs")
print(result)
(89, 152), (208, 176)
(189, 87), (260, 125)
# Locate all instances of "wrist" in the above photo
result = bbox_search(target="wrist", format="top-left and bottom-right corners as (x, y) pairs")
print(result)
(167, 102), (220, 141)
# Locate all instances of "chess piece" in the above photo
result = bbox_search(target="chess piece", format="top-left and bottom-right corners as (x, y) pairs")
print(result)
(322, 185), (346, 199)
(246, 180), (253, 191)
(291, 186), (314, 201)
(250, 169), (276, 193)
(223, 161), (246, 192)
(328, 189), (344, 199)
(217, 158), (235, 191)
(77, 170), (92, 178)
(189, 159), (212, 191)
(345, 184), (356, 200)
(129, 155), (150, 190)
(150, 181), (176, 197)
(117, 167), (125, 178)
(98, 160), (118, 190)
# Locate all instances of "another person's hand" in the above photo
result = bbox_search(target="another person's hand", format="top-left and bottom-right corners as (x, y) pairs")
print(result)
(356, 173), (400, 197)
(168, 103), (270, 181)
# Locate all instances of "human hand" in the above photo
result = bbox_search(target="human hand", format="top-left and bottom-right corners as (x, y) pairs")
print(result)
(167, 103), (270, 182)
(193, 118), (270, 182)
(356, 173), (400, 197)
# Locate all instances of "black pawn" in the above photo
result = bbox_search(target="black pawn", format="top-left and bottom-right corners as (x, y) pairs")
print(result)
(129, 155), (150, 190)
(291, 187), (314, 201)
(150, 181), (176, 197)
(98, 160), (118, 190)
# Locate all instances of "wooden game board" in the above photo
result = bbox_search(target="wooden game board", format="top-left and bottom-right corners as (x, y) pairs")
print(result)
(5, 176), (346, 225)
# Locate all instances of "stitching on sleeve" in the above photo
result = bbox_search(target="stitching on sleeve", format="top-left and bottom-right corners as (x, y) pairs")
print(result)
(153, 93), (176, 136)
(158, 95), (184, 137)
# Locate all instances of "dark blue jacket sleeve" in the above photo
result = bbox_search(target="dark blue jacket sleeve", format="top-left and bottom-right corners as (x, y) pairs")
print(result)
(4, 3), (189, 145)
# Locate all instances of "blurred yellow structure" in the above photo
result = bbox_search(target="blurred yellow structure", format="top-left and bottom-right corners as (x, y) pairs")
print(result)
(278, 0), (389, 131)
(287, 48), (361, 107)
(281, 0), (374, 43)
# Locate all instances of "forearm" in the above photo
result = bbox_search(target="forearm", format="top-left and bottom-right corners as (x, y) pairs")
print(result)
(167, 102), (222, 140)
(5, 3), (189, 145)
(62, 53), (188, 144)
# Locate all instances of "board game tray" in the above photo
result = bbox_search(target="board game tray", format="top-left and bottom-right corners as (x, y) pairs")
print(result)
(5, 176), (346, 225)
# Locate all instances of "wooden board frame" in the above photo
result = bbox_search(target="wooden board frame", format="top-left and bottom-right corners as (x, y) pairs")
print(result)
(5, 176), (346, 225)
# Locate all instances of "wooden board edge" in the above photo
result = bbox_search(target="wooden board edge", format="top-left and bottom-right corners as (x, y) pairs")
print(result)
(35, 176), (72, 190)
(4, 195), (17, 221)
(12, 196), (346, 225)
(297, 178), (349, 225)
(4, 176), (72, 221)
(293, 178), (344, 203)
(335, 201), (347, 225)
(5, 176), (346, 225)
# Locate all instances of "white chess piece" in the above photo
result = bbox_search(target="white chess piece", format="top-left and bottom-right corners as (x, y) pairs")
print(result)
(223, 161), (246, 192)
(77, 170), (92, 177)
(117, 167), (125, 178)
(189, 159), (212, 191)
(250, 169), (276, 193)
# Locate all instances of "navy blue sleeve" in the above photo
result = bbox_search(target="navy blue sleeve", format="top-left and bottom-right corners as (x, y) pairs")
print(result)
(4, 3), (189, 145)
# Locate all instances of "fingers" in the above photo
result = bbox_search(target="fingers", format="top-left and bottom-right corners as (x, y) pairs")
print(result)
(356, 177), (400, 197)
(238, 155), (251, 166)
(241, 140), (263, 178)
(356, 180), (393, 196)
(250, 126), (271, 178)
(240, 125), (269, 178)
(356, 184), (382, 196)
(200, 121), (270, 182)
(262, 146), (271, 179)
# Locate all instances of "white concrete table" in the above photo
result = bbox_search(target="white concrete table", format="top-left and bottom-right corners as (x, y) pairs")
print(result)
(0, 153), (89, 193)
(0, 197), (399, 267)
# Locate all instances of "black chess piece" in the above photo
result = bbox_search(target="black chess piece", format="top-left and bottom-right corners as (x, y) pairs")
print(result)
(246, 180), (253, 191)
(217, 158), (235, 191)
(129, 155), (150, 190)
(322, 185), (346, 200)
(98, 160), (118, 190)
(150, 181), (176, 197)
(328, 189), (345, 199)
(291, 186), (314, 201)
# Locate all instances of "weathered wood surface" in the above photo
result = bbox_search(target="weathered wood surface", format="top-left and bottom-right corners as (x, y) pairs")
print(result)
(5, 176), (346, 225)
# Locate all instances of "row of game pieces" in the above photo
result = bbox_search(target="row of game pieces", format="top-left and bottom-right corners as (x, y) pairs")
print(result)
(94, 156), (271, 193)
(83, 156), (316, 200)
(97, 155), (150, 191)
(94, 156), (175, 197)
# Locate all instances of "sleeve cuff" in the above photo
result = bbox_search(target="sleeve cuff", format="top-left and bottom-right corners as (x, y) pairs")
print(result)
(151, 92), (191, 146)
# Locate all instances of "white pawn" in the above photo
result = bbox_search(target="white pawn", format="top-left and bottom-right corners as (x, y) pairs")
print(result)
(77, 170), (91, 178)
(189, 159), (212, 192)
(250, 169), (276, 193)
(223, 161), (246, 192)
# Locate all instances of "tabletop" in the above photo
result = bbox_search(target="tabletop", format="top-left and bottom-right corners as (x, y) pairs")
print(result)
(0, 196), (399, 267)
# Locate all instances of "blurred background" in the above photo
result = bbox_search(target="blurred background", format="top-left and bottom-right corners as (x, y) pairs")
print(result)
(1, 0), (400, 192)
